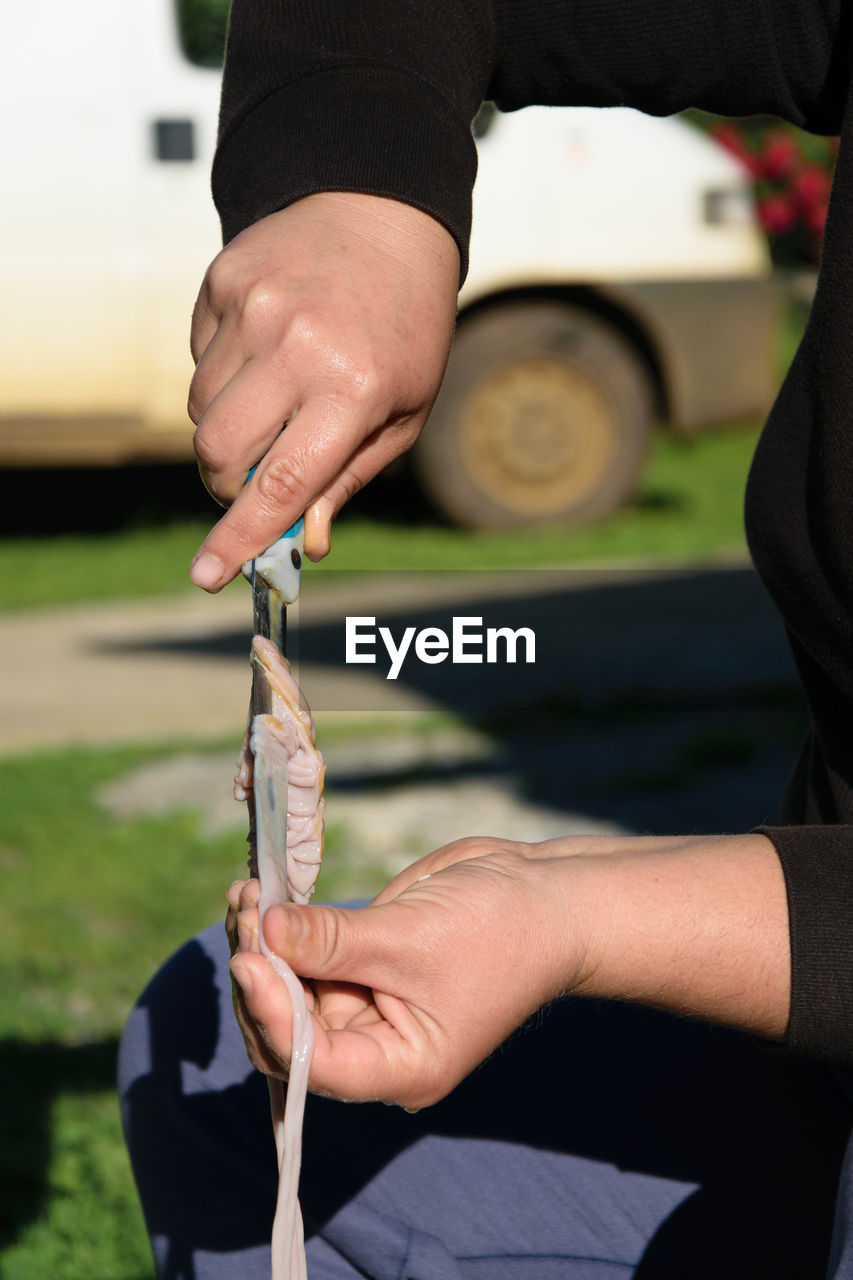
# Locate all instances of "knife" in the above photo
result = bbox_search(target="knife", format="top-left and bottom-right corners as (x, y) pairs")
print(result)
(242, 516), (304, 680)
(241, 516), (305, 894)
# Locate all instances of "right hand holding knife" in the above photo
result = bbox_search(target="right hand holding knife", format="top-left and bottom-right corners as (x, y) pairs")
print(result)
(187, 192), (460, 591)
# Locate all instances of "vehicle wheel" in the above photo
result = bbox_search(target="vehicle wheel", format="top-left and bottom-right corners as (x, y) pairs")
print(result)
(412, 301), (654, 528)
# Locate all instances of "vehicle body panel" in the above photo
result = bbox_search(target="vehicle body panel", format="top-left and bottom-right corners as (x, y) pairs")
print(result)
(0, 10), (775, 465)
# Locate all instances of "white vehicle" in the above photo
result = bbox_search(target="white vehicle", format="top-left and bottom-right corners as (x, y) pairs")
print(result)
(415, 103), (774, 527)
(0, 1), (775, 527)
(0, 0), (223, 466)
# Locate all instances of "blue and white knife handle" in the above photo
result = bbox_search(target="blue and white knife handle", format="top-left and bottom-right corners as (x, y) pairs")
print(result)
(241, 513), (305, 658)
(241, 517), (305, 604)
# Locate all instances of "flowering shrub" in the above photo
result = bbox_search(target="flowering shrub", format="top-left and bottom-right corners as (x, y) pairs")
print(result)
(707, 119), (837, 264)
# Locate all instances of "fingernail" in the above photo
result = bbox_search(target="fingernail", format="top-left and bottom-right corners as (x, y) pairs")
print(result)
(230, 959), (253, 997)
(190, 551), (226, 591)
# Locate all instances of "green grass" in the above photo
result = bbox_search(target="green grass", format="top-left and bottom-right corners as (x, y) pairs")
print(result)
(0, 422), (763, 611)
(0, 519), (224, 613)
(316, 421), (762, 570)
(0, 735), (384, 1279)
(3, 1084), (153, 1280)
(0, 740), (230, 1280)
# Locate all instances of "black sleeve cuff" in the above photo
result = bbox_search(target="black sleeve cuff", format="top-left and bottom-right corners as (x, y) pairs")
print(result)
(213, 67), (478, 282)
(755, 823), (853, 1069)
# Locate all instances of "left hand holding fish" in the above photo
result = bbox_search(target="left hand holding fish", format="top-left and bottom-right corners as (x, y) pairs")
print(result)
(227, 830), (788, 1111)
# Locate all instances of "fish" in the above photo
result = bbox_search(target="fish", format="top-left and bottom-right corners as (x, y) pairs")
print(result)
(234, 635), (325, 1280)
(236, 636), (325, 901)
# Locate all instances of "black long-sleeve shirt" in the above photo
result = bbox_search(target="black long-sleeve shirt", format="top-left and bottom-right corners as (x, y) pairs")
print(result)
(212, 0), (853, 1069)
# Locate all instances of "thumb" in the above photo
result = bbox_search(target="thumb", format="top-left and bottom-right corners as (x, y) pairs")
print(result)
(228, 900), (399, 1027)
(232, 899), (448, 1105)
(261, 901), (391, 985)
(228, 902), (374, 1070)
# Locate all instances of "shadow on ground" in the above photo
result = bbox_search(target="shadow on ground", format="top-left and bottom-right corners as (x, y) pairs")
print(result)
(0, 460), (434, 537)
(0, 1040), (119, 1248)
(97, 562), (808, 836)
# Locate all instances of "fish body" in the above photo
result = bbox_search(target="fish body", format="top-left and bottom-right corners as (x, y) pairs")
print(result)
(234, 634), (324, 1280)
(235, 636), (325, 903)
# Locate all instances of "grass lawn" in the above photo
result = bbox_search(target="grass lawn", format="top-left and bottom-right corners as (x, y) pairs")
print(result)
(0, 732), (398, 1279)
(0, 739), (231, 1280)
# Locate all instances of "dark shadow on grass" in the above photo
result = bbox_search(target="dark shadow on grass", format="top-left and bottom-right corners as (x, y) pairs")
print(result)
(0, 460), (437, 537)
(0, 1038), (120, 1247)
(627, 485), (685, 513)
(0, 466), (220, 536)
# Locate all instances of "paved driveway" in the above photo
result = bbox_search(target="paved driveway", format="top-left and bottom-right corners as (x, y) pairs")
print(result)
(0, 561), (805, 844)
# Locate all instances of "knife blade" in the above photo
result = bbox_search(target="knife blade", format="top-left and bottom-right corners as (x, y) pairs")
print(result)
(242, 516), (305, 710)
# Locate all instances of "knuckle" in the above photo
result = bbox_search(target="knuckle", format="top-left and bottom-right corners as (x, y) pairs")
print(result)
(287, 319), (383, 410)
(187, 385), (206, 427)
(282, 310), (318, 351)
(204, 249), (285, 332)
(189, 291), (214, 363)
(391, 416), (423, 450)
(192, 423), (221, 472)
(189, 326), (203, 368)
(336, 359), (382, 411)
(241, 281), (290, 338)
(255, 456), (303, 512)
(332, 467), (366, 509)
(204, 247), (240, 310)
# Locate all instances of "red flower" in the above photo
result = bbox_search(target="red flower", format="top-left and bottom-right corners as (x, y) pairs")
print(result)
(699, 117), (836, 261)
(793, 165), (832, 211)
(756, 193), (797, 235)
(756, 130), (800, 180)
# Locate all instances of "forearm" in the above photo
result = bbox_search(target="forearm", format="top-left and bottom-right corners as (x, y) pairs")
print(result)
(556, 833), (790, 1040)
(374, 831), (791, 1040)
(214, 0), (491, 264)
(215, 0), (848, 263)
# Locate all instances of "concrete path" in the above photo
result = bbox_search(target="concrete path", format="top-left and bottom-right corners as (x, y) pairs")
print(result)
(0, 573), (538, 754)
(0, 590), (253, 754)
(0, 558), (794, 756)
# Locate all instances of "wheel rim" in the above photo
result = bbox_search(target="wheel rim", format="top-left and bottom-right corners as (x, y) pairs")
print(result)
(457, 355), (621, 517)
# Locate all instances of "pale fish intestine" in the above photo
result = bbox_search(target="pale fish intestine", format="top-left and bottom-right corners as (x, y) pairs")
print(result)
(234, 635), (325, 1280)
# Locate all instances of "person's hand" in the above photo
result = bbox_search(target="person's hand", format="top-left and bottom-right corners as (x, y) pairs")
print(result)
(226, 837), (592, 1108)
(225, 830), (790, 1109)
(188, 192), (460, 589)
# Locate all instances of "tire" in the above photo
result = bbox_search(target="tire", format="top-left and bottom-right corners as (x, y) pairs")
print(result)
(412, 300), (654, 529)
